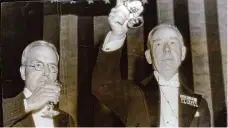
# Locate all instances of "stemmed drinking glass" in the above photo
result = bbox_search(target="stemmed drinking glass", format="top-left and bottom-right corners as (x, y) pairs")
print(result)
(123, 0), (144, 28)
(42, 80), (62, 118)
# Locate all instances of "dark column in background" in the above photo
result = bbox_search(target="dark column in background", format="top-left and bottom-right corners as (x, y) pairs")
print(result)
(0, 2), (2, 126)
(1, 2), (43, 98)
(143, 0), (158, 45)
(173, 0), (194, 90)
(142, 0), (158, 77)
(204, 0), (227, 126)
(77, 16), (94, 126)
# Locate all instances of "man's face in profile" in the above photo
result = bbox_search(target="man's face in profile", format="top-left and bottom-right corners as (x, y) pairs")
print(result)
(150, 27), (185, 79)
(21, 46), (58, 92)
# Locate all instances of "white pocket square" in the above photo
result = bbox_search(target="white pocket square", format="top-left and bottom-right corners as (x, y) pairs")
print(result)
(194, 111), (200, 117)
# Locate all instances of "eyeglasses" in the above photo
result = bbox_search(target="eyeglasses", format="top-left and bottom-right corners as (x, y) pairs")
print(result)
(24, 62), (58, 73)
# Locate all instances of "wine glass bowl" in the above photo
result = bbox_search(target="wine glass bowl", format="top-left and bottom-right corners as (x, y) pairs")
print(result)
(123, 0), (144, 29)
(127, 16), (144, 28)
(42, 80), (62, 118)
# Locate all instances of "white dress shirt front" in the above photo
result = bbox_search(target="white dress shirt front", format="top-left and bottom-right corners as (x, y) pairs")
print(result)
(23, 88), (54, 127)
(154, 71), (180, 127)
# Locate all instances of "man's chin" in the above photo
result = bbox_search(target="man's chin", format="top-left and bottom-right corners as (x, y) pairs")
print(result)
(162, 66), (176, 72)
(158, 67), (177, 75)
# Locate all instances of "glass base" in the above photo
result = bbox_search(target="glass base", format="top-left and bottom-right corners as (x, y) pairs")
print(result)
(42, 110), (60, 118)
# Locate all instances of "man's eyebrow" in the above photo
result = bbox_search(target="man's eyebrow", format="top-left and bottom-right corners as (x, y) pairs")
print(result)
(49, 63), (57, 66)
(32, 60), (57, 65)
(152, 38), (162, 43)
(31, 60), (42, 63)
(29, 60), (43, 65)
(170, 36), (180, 40)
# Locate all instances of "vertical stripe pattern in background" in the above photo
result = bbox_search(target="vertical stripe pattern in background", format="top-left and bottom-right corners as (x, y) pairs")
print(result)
(204, 0), (227, 126)
(188, 0), (213, 125)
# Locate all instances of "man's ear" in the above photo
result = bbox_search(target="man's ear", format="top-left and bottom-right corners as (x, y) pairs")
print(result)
(145, 49), (152, 64)
(181, 46), (186, 61)
(20, 66), (26, 80)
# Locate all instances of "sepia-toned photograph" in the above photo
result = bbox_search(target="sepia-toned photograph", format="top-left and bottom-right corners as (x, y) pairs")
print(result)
(0, 0), (227, 127)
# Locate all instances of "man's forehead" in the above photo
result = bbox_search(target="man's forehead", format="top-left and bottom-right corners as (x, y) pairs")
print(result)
(26, 45), (58, 64)
(28, 56), (58, 64)
(153, 26), (179, 36)
(152, 36), (180, 42)
(149, 27), (182, 42)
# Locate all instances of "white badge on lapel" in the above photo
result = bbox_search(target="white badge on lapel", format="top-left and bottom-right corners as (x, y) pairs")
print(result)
(180, 94), (198, 107)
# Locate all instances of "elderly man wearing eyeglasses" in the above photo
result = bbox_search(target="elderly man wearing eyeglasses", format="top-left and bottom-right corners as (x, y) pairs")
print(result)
(3, 40), (75, 127)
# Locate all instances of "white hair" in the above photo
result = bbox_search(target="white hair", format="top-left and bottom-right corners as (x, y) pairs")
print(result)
(21, 40), (59, 65)
(147, 23), (184, 49)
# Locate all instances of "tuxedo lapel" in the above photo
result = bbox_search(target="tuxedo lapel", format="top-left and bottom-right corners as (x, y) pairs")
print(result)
(178, 84), (202, 127)
(53, 115), (60, 127)
(53, 113), (63, 127)
(53, 110), (71, 127)
(16, 93), (35, 127)
(20, 114), (35, 126)
(139, 75), (160, 127)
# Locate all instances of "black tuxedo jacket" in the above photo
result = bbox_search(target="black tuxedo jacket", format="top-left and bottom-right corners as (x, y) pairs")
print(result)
(92, 49), (211, 127)
(3, 92), (75, 127)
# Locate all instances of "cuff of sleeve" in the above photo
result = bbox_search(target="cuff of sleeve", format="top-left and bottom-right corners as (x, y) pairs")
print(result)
(102, 31), (126, 52)
(23, 99), (29, 113)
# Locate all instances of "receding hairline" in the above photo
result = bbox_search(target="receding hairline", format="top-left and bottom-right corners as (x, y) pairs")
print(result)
(151, 35), (181, 43)
(21, 40), (59, 65)
(147, 24), (184, 49)
(27, 45), (58, 61)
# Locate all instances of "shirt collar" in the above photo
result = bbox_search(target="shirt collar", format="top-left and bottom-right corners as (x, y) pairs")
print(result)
(154, 71), (180, 88)
(23, 88), (32, 98)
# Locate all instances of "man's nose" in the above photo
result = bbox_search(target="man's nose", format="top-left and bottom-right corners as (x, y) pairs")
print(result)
(43, 65), (50, 76)
(163, 43), (171, 53)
